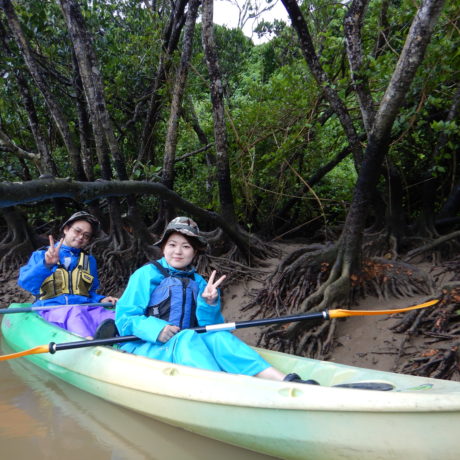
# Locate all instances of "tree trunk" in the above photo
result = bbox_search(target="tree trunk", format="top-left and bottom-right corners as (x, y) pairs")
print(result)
(435, 84), (460, 220)
(182, 95), (216, 194)
(59, 0), (154, 244)
(1, 0), (86, 180)
(201, 0), (237, 224)
(137, 0), (189, 164)
(319, 0), (446, 307)
(161, 0), (201, 221)
(281, 0), (364, 168)
(59, 0), (127, 181)
(385, 163), (405, 249)
(15, 72), (57, 176)
(439, 185), (460, 222)
(71, 50), (94, 182)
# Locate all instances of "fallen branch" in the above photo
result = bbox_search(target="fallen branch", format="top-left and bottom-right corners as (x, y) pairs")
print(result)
(405, 230), (460, 262)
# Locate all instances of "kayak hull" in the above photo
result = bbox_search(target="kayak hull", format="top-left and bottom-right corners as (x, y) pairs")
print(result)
(2, 304), (460, 459)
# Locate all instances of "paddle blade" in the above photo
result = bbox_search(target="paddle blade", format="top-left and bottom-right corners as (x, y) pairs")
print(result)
(328, 299), (439, 319)
(0, 344), (50, 361)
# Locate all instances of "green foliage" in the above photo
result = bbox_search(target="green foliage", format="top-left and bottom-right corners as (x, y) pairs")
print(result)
(1, 0), (458, 239)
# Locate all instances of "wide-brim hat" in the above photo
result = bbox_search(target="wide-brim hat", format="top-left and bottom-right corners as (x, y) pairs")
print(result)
(60, 211), (100, 236)
(154, 216), (207, 249)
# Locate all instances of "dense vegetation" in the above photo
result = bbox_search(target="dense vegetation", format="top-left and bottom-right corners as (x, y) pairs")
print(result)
(1, 0), (459, 378)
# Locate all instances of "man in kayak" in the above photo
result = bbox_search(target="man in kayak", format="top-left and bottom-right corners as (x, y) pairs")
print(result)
(115, 216), (317, 384)
(18, 211), (118, 338)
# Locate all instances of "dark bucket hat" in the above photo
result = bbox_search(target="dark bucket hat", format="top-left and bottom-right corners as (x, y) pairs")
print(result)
(60, 211), (100, 236)
(154, 217), (207, 249)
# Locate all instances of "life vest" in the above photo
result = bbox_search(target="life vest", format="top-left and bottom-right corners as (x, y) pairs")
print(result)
(145, 261), (199, 329)
(39, 251), (94, 300)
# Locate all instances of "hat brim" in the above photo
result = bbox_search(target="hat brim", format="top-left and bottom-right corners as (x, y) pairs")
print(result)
(60, 215), (100, 236)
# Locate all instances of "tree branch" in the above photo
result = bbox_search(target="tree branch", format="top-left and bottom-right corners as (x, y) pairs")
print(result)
(0, 128), (40, 162)
(344, 0), (376, 133)
(372, 0), (445, 138)
(0, 178), (251, 254)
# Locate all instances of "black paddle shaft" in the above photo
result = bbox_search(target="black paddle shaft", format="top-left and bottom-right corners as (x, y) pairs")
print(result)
(0, 303), (113, 315)
(49, 311), (330, 352)
(191, 311), (329, 333)
(50, 335), (140, 352)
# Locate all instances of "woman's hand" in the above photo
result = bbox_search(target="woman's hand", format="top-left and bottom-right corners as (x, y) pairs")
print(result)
(158, 324), (180, 343)
(44, 236), (63, 267)
(101, 296), (118, 305)
(201, 270), (226, 305)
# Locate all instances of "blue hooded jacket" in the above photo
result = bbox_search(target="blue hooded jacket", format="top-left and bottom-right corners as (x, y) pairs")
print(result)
(115, 258), (270, 376)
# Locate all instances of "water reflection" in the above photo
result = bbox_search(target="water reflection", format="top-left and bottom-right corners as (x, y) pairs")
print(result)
(0, 336), (276, 460)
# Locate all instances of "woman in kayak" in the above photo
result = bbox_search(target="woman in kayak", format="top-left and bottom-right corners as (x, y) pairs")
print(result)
(18, 211), (118, 338)
(115, 216), (317, 384)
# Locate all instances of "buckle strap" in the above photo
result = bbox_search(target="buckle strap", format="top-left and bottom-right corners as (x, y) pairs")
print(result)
(146, 306), (160, 317)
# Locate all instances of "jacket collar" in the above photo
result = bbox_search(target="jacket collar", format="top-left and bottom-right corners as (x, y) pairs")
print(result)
(159, 257), (195, 277)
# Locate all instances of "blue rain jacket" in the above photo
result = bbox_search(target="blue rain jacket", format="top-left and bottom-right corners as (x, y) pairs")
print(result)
(115, 258), (270, 376)
(18, 244), (114, 337)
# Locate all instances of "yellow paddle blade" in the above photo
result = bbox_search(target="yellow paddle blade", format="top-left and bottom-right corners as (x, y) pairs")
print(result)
(328, 299), (440, 319)
(0, 344), (50, 361)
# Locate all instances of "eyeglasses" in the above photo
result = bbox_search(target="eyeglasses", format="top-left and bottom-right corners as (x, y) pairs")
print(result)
(70, 226), (92, 241)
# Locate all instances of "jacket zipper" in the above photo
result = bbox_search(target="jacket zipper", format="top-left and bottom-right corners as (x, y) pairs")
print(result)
(179, 280), (187, 328)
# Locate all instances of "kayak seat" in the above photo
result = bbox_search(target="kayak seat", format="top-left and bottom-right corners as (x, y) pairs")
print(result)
(284, 373), (320, 385)
(94, 319), (119, 340)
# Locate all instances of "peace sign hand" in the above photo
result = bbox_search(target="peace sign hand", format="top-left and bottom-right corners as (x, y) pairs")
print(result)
(44, 235), (63, 268)
(201, 270), (226, 305)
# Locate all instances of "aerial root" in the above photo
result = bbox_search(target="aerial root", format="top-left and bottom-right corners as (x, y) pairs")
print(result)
(0, 239), (34, 275)
(396, 346), (459, 380)
(244, 249), (437, 361)
(351, 257), (435, 300)
(391, 284), (460, 379)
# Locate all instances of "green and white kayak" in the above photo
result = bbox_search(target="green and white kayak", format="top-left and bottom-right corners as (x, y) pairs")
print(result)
(2, 303), (460, 460)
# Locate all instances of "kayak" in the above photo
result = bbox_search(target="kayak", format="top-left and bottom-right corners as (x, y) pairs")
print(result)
(1, 303), (460, 460)
(5, 355), (266, 459)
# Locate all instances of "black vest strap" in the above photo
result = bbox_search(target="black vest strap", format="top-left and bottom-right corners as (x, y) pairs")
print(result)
(151, 260), (170, 277)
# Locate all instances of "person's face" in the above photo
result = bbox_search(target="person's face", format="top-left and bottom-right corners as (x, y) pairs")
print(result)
(162, 232), (196, 270)
(62, 220), (93, 248)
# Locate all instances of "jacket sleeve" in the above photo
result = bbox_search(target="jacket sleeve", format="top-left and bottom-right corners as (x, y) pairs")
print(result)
(87, 255), (105, 302)
(17, 250), (53, 295)
(115, 265), (170, 342)
(195, 274), (225, 326)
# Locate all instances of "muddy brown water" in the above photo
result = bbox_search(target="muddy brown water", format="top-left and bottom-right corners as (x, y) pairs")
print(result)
(0, 336), (276, 460)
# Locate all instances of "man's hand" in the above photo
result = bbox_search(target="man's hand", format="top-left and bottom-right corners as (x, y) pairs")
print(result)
(44, 236), (63, 267)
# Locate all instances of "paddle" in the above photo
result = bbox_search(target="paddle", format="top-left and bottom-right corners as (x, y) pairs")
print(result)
(193, 298), (440, 333)
(0, 303), (114, 315)
(0, 298), (439, 362)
